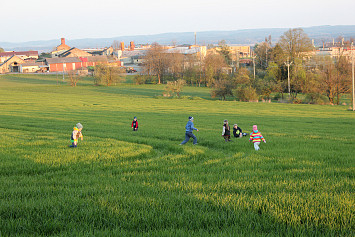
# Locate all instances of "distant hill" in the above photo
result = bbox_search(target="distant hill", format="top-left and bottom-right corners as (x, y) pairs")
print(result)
(1, 25), (354, 52)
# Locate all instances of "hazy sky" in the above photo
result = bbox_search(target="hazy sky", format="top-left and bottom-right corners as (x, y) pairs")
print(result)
(1, 0), (355, 42)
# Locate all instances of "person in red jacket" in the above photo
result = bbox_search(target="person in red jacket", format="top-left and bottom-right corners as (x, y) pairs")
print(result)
(249, 125), (266, 151)
(131, 116), (138, 131)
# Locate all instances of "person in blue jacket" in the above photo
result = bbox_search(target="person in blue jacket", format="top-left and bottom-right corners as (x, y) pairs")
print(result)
(180, 116), (199, 145)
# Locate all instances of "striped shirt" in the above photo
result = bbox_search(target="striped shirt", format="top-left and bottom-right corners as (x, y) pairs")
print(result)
(249, 130), (265, 143)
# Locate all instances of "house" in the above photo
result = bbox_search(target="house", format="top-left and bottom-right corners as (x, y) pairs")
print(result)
(0, 55), (25, 73)
(119, 50), (147, 65)
(80, 56), (122, 67)
(51, 38), (72, 57)
(166, 46), (207, 58)
(0, 51), (38, 63)
(229, 46), (251, 58)
(83, 47), (114, 56)
(80, 56), (107, 67)
(45, 57), (83, 72)
(210, 45), (251, 59)
(45, 56), (119, 72)
(58, 47), (92, 58)
(20, 62), (47, 73)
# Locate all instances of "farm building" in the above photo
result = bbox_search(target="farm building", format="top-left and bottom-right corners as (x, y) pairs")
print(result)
(0, 51), (38, 63)
(20, 62), (47, 73)
(45, 57), (83, 72)
(83, 47), (114, 56)
(51, 38), (72, 57)
(0, 55), (25, 73)
(58, 47), (92, 58)
(45, 56), (120, 72)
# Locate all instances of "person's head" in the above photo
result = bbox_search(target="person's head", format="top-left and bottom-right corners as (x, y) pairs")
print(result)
(233, 124), (238, 128)
(134, 116), (137, 121)
(223, 119), (228, 125)
(253, 125), (258, 131)
(76, 123), (83, 131)
(189, 116), (194, 121)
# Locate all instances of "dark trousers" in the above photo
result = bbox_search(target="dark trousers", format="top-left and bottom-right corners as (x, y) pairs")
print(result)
(181, 132), (197, 145)
(223, 135), (231, 141)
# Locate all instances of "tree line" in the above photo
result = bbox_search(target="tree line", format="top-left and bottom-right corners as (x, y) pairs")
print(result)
(136, 29), (354, 105)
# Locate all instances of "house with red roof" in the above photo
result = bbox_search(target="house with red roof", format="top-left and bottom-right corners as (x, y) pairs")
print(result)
(0, 51), (38, 63)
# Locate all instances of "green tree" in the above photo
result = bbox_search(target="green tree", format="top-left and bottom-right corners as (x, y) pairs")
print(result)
(233, 68), (259, 102)
(211, 79), (234, 100)
(291, 58), (307, 100)
(0, 47), (4, 53)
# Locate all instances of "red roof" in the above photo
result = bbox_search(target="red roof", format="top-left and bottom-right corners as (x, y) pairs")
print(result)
(0, 51), (38, 57)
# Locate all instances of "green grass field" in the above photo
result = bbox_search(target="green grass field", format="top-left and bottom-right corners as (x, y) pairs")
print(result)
(0, 74), (354, 236)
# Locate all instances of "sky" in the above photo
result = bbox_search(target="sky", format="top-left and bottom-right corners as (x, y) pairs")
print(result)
(1, 0), (355, 42)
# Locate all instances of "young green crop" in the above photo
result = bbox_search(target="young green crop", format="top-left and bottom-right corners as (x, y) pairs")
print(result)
(0, 74), (354, 236)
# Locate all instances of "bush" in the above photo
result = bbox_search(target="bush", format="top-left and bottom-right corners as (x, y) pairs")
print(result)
(292, 98), (303, 104)
(211, 79), (234, 100)
(304, 94), (329, 105)
(273, 93), (282, 101)
(234, 86), (258, 102)
(164, 79), (186, 97)
(94, 65), (125, 86)
(133, 75), (147, 85)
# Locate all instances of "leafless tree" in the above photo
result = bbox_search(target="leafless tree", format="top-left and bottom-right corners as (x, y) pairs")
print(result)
(68, 70), (81, 87)
(94, 64), (125, 86)
(143, 43), (168, 84)
(203, 53), (227, 85)
(164, 79), (186, 97)
(112, 40), (120, 50)
(278, 28), (313, 62)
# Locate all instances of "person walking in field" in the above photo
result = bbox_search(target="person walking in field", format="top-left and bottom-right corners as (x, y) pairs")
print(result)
(180, 116), (199, 145)
(132, 116), (138, 131)
(69, 123), (83, 148)
(249, 125), (266, 151)
(222, 120), (231, 142)
(233, 124), (247, 138)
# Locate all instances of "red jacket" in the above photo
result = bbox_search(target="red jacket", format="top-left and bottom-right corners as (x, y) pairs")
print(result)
(132, 120), (138, 128)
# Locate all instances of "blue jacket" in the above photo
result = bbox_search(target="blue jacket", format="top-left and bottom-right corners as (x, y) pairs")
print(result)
(185, 120), (197, 132)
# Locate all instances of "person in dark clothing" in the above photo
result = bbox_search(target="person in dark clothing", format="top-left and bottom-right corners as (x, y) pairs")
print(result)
(233, 124), (247, 138)
(132, 116), (138, 131)
(222, 120), (231, 141)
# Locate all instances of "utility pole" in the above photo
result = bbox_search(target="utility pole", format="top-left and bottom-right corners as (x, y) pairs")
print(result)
(284, 57), (292, 96)
(62, 62), (65, 82)
(252, 51), (256, 80)
(352, 42), (354, 111)
(236, 50), (240, 70)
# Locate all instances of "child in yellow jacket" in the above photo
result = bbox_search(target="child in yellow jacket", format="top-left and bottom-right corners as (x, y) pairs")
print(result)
(69, 123), (83, 148)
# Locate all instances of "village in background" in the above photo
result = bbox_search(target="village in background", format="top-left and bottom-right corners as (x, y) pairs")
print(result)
(0, 35), (353, 75)
(0, 29), (354, 107)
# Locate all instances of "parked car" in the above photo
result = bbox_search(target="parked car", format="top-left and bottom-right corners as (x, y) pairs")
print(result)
(126, 67), (137, 73)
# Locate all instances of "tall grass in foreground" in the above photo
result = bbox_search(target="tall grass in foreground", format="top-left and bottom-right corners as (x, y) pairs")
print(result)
(0, 74), (354, 236)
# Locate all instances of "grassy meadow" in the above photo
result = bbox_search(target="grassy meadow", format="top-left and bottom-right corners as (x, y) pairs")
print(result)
(0, 74), (354, 236)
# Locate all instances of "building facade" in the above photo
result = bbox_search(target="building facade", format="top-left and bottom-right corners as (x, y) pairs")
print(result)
(0, 55), (25, 73)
